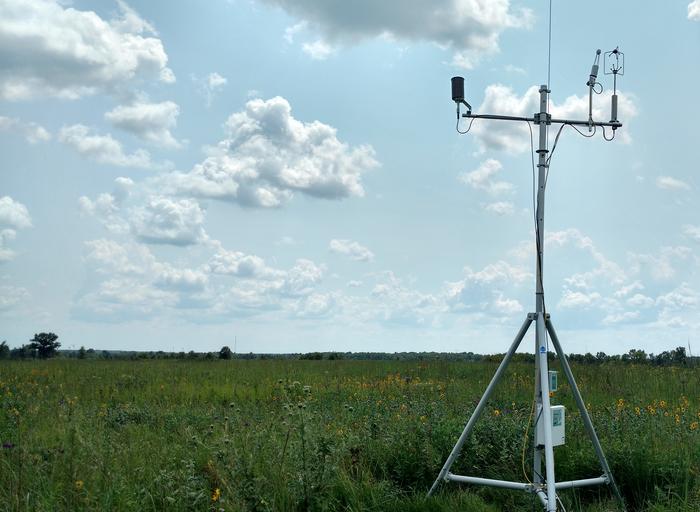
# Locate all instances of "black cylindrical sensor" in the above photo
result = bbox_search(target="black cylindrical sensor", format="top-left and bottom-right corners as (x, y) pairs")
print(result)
(451, 76), (465, 103)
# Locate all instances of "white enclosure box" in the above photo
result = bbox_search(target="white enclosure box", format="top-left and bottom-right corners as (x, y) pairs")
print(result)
(536, 405), (566, 447)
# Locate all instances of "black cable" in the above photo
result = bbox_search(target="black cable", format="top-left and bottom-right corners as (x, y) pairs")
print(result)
(602, 125), (616, 141)
(569, 123), (596, 138)
(545, 123), (567, 187)
(546, 124), (566, 166)
(548, 122), (613, 179)
(456, 116), (476, 134)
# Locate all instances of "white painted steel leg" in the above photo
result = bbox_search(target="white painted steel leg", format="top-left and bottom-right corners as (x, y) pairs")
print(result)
(555, 476), (608, 489)
(545, 319), (626, 511)
(446, 474), (531, 491)
(427, 315), (534, 497)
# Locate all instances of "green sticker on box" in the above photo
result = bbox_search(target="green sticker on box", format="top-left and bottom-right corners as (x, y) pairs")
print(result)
(552, 409), (562, 427)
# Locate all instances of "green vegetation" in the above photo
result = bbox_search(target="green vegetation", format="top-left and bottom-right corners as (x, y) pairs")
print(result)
(0, 358), (698, 511)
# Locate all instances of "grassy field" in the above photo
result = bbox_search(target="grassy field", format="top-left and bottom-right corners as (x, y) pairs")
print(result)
(0, 358), (698, 511)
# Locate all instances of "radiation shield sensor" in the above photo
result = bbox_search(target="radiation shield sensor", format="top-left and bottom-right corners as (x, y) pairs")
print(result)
(451, 76), (472, 116)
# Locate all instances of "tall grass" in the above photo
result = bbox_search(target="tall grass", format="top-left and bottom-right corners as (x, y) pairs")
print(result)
(0, 359), (698, 511)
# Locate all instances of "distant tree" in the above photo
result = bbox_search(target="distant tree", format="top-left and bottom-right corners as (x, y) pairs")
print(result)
(11, 344), (36, 359)
(671, 346), (687, 366)
(78, 346), (87, 359)
(102, 350), (111, 359)
(219, 346), (233, 360)
(628, 349), (647, 364)
(0, 341), (9, 359)
(653, 350), (672, 366)
(28, 333), (61, 359)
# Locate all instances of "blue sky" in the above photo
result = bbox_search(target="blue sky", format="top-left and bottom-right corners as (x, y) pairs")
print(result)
(1, 0), (699, 354)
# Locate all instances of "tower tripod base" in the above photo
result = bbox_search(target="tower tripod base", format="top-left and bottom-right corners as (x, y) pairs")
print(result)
(427, 313), (626, 512)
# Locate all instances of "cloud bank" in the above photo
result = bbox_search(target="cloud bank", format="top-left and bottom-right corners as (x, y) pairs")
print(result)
(0, 0), (174, 100)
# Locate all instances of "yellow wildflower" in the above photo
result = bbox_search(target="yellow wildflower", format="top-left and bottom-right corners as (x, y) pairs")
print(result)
(493, 409), (501, 417)
(211, 488), (221, 502)
(690, 422), (698, 431)
(75, 480), (84, 491)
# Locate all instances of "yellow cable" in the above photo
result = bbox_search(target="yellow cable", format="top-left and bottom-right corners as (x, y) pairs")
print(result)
(521, 399), (535, 485)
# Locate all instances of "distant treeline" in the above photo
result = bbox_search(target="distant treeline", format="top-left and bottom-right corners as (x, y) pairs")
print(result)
(1, 338), (696, 367)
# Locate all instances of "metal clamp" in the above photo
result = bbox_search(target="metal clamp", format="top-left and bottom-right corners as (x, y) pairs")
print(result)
(533, 112), (552, 125)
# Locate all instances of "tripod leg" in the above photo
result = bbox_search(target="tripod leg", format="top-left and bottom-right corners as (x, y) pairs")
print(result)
(427, 315), (534, 497)
(545, 319), (626, 511)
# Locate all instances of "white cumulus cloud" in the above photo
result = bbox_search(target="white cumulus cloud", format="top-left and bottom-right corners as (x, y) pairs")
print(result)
(284, 21), (307, 43)
(656, 176), (690, 191)
(459, 159), (514, 195)
(194, 72), (228, 107)
(459, 159), (516, 215)
(0, 116), (51, 143)
(558, 289), (601, 309)
(59, 125), (156, 168)
(0, 196), (32, 262)
(329, 239), (374, 262)
(129, 196), (208, 246)
(0, 0), (174, 101)
(683, 224), (700, 241)
(105, 100), (182, 148)
(79, 177), (134, 234)
(689, 1), (700, 21)
(260, 0), (533, 69)
(161, 96), (378, 207)
(484, 201), (515, 215)
(445, 261), (530, 315)
(0, 196), (32, 230)
(302, 40), (334, 60)
(208, 246), (284, 280)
